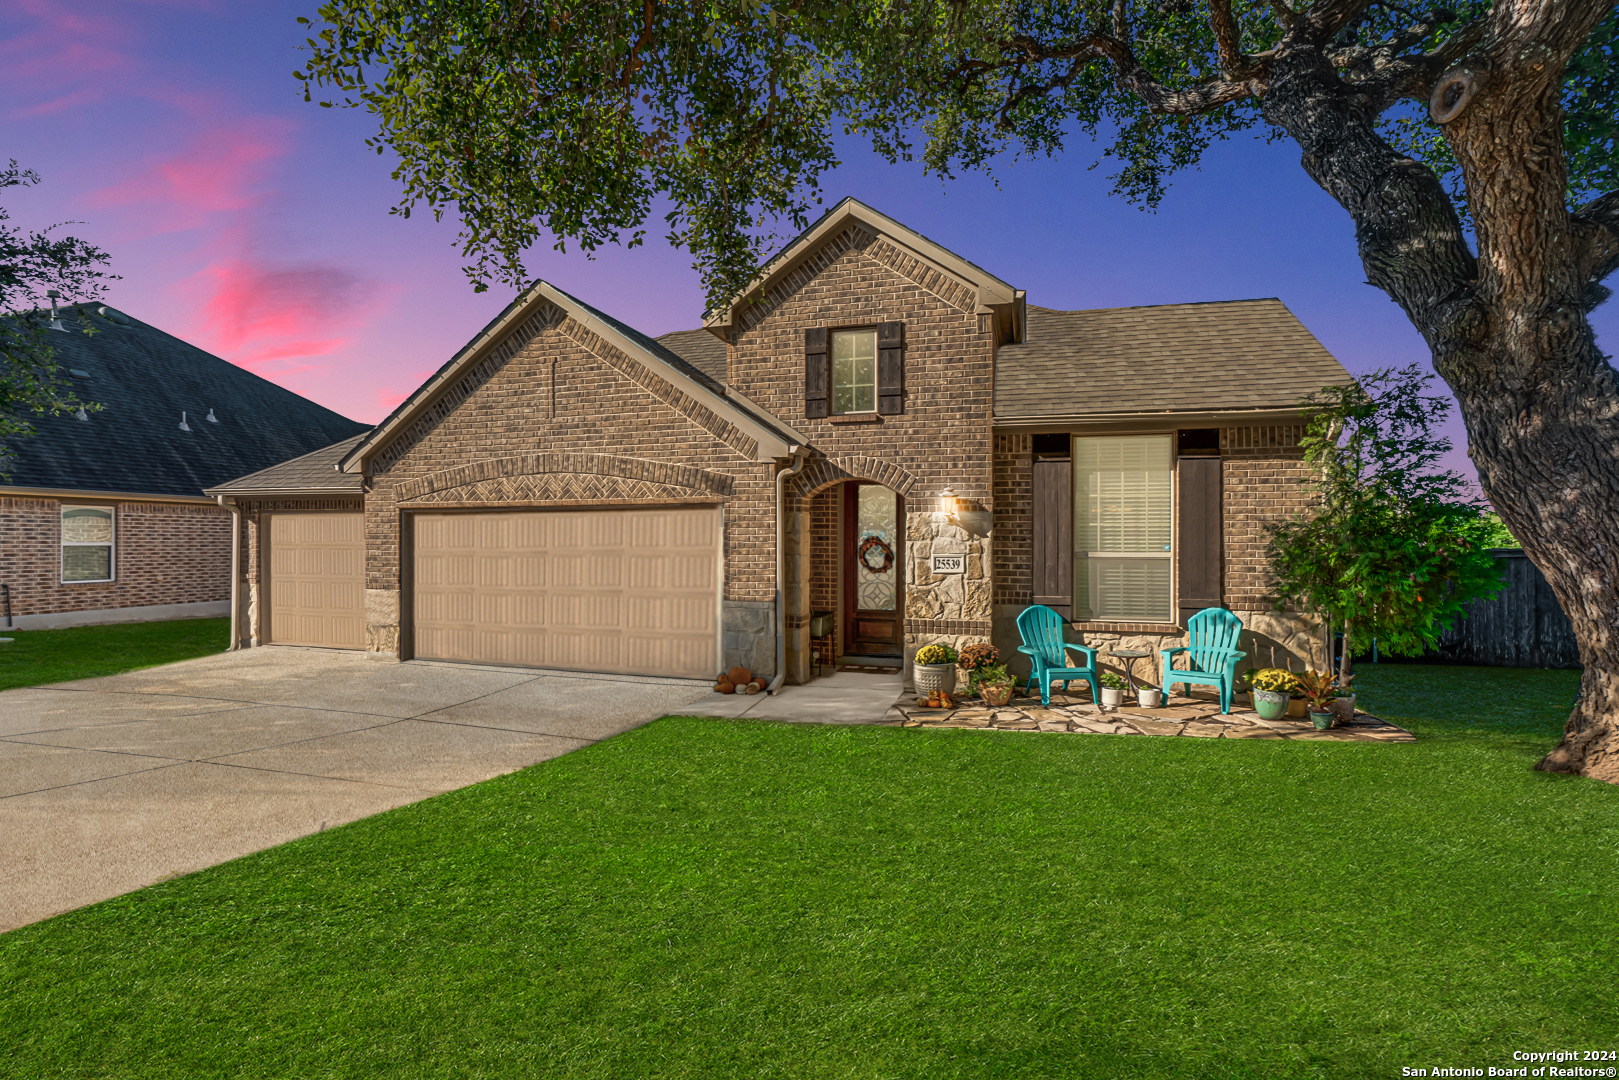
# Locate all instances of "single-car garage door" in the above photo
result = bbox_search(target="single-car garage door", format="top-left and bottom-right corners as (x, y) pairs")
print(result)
(411, 508), (720, 678)
(265, 512), (365, 649)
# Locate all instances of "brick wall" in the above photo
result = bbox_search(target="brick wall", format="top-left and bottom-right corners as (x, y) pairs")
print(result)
(808, 487), (840, 658)
(991, 432), (1033, 607)
(1222, 424), (1312, 610)
(363, 315), (768, 599)
(0, 496), (229, 618)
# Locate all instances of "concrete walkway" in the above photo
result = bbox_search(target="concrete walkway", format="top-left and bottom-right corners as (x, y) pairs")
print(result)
(683, 669), (906, 724)
(0, 647), (711, 932)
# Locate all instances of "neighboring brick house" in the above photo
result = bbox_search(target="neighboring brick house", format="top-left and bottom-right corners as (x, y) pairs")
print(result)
(208, 198), (1348, 685)
(0, 306), (369, 630)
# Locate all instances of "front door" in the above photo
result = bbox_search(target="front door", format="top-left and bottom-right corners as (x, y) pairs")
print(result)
(844, 483), (904, 657)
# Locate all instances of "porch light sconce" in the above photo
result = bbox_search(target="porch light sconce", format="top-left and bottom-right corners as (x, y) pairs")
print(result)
(937, 488), (991, 536)
(938, 488), (958, 514)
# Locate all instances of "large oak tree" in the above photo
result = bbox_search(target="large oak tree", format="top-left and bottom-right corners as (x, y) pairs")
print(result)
(300, 0), (1619, 781)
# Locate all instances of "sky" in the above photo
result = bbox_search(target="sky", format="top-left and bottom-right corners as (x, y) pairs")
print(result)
(4, 0), (1614, 491)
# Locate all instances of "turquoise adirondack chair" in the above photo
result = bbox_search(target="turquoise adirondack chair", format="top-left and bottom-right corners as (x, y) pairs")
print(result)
(1160, 608), (1248, 714)
(1016, 605), (1100, 706)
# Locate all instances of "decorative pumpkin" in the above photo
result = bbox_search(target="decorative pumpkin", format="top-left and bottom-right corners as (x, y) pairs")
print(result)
(715, 679), (735, 694)
(742, 682), (761, 695)
(728, 666), (752, 685)
(749, 677), (768, 692)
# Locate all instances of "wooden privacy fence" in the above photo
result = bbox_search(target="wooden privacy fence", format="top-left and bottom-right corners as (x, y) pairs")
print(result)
(1384, 548), (1581, 669)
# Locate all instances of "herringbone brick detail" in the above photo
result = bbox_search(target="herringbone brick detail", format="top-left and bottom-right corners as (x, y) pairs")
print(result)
(405, 473), (713, 505)
(397, 453), (735, 502)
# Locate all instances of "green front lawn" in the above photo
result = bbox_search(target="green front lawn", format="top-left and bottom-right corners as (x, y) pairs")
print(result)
(0, 617), (230, 693)
(2, 664), (1614, 1078)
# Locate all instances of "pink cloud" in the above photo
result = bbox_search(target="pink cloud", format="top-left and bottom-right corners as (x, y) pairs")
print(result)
(87, 122), (291, 234)
(183, 257), (395, 378)
(374, 371), (439, 415)
(0, 2), (138, 95)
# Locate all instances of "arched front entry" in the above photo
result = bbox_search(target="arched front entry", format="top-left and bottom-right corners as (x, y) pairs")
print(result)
(843, 481), (904, 658)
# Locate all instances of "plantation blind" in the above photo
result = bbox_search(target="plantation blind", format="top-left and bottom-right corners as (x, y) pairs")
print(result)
(1074, 435), (1173, 621)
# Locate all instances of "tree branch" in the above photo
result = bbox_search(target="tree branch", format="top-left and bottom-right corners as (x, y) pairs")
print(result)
(1572, 188), (1619, 307)
(1209, 0), (1263, 77)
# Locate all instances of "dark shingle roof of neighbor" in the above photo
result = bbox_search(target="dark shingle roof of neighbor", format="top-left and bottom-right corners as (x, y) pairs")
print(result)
(1, 308), (371, 498)
(995, 299), (1351, 419)
(204, 434), (368, 496)
(655, 327), (728, 384)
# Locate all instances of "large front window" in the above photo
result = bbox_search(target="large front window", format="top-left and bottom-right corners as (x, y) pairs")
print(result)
(831, 329), (877, 414)
(1074, 436), (1172, 621)
(62, 505), (115, 583)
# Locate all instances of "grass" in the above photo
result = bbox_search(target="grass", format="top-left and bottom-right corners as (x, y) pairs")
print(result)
(0, 617), (230, 692)
(2, 664), (1615, 1078)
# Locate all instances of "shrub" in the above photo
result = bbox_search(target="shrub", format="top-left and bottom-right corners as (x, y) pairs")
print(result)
(1250, 668), (1300, 694)
(972, 663), (1013, 688)
(914, 642), (959, 666)
(1100, 671), (1129, 690)
(958, 643), (1000, 672)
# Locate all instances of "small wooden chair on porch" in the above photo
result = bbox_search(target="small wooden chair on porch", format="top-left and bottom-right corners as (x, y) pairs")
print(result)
(1160, 608), (1247, 714)
(1016, 605), (1100, 706)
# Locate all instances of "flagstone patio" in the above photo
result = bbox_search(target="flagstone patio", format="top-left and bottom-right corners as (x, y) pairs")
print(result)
(882, 687), (1415, 742)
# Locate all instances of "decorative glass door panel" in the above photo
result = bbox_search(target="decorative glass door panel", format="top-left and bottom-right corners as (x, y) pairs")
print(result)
(845, 483), (903, 657)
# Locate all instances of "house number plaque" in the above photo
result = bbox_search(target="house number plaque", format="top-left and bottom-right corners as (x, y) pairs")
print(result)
(930, 553), (965, 575)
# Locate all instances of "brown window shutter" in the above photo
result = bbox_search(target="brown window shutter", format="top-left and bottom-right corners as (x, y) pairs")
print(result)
(1176, 455), (1222, 622)
(1032, 452), (1072, 617)
(805, 327), (828, 418)
(876, 321), (904, 415)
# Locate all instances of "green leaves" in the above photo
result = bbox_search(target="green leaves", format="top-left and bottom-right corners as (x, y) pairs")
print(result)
(1267, 366), (1506, 659)
(1, 161), (116, 474)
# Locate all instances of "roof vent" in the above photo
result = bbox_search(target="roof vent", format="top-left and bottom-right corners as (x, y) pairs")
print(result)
(46, 290), (66, 332)
(179, 411), (192, 432)
(75, 407), (89, 422)
(96, 305), (130, 326)
(205, 408), (218, 423)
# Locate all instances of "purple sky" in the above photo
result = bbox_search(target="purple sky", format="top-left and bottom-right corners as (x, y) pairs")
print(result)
(5, 0), (1614, 492)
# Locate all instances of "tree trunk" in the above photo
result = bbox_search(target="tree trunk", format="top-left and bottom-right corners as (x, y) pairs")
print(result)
(1259, 17), (1619, 783)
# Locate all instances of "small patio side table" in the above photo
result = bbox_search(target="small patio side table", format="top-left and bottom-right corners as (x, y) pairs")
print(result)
(1106, 649), (1152, 692)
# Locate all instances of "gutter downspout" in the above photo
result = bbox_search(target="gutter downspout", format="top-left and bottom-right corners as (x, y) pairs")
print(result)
(768, 447), (807, 695)
(217, 496), (242, 650)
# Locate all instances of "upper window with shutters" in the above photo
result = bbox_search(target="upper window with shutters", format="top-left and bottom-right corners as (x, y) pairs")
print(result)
(804, 322), (905, 419)
(831, 330), (877, 414)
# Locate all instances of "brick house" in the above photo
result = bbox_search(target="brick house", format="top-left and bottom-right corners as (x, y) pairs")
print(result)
(0, 306), (369, 631)
(207, 199), (1347, 685)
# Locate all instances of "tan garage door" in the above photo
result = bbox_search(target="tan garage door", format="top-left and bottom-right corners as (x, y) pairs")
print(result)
(412, 508), (719, 678)
(266, 512), (365, 649)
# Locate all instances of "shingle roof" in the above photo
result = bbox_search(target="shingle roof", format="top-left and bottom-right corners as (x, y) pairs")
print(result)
(204, 434), (368, 496)
(995, 299), (1351, 419)
(655, 328), (728, 384)
(2, 309), (370, 497)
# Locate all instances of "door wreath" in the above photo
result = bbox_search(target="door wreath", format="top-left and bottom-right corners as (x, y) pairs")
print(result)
(857, 534), (894, 574)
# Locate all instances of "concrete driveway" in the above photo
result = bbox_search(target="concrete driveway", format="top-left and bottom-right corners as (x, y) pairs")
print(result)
(0, 647), (712, 932)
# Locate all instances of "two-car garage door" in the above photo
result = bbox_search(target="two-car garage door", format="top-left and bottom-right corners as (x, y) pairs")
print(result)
(411, 508), (720, 679)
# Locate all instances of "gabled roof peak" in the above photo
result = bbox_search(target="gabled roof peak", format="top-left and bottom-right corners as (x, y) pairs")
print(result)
(703, 197), (1024, 343)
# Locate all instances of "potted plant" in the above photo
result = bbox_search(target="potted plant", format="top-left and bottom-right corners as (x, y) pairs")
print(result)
(958, 643), (1001, 696)
(913, 642), (959, 696)
(1249, 668), (1299, 721)
(1099, 671), (1128, 707)
(1331, 674), (1357, 723)
(1136, 683), (1162, 709)
(974, 663), (1016, 707)
(1296, 669), (1339, 729)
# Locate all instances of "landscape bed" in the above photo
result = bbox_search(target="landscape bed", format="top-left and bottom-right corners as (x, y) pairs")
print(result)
(0, 663), (1613, 1078)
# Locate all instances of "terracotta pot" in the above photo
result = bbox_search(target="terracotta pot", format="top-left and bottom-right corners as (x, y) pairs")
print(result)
(913, 662), (956, 696)
(981, 683), (1014, 707)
